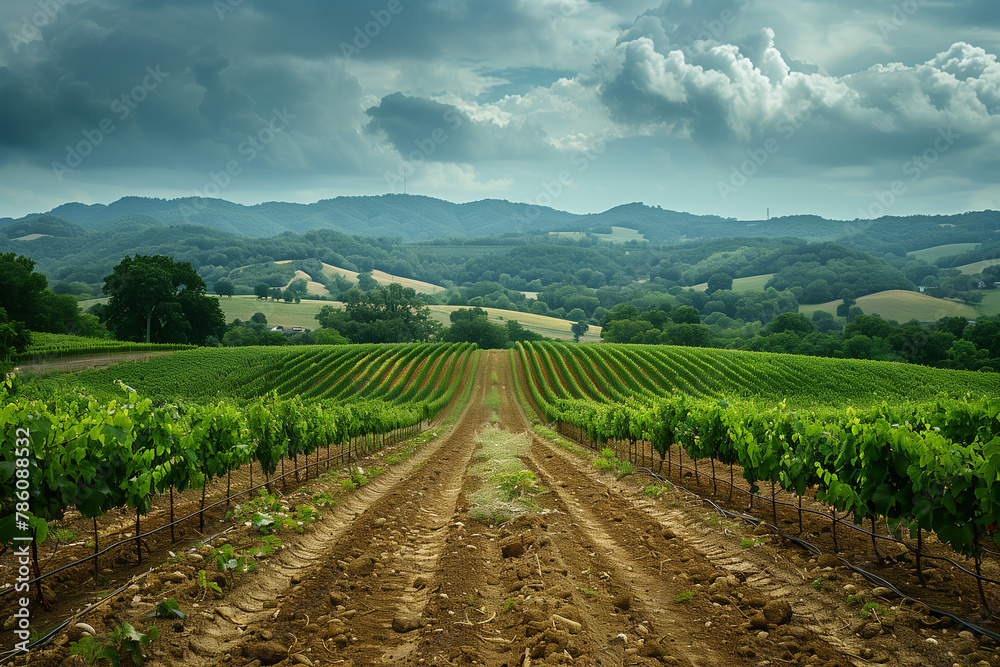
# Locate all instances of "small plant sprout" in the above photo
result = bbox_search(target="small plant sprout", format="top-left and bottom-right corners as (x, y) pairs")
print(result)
(154, 598), (185, 620)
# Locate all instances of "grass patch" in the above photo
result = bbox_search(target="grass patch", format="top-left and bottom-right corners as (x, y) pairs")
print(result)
(593, 448), (634, 477)
(468, 425), (548, 525)
(673, 591), (695, 603)
(484, 385), (502, 423)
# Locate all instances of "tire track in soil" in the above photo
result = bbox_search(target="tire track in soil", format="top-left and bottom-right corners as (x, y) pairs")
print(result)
(143, 355), (492, 667)
(493, 353), (738, 667)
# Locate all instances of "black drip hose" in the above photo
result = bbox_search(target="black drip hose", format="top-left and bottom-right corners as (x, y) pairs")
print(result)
(637, 467), (1000, 645)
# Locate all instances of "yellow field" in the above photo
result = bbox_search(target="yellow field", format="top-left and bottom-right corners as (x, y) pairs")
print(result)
(77, 297), (597, 340)
(315, 262), (446, 294)
(284, 269), (330, 296)
(692, 273), (775, 293)
(956, 258), (1000, 275)
(427, 305), (603, 342)
(799, 290), (977, 322)
(78, 296), (334, 331)
(907, 243), (979, 263)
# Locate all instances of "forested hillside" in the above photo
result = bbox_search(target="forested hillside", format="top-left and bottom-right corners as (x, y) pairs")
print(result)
(5, 195), (1000, 246)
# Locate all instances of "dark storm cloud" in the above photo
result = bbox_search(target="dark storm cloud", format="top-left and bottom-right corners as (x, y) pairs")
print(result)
(1, 0), (1000, 219)
(0, 0), (371, 175)
(365, 92), (554, 163)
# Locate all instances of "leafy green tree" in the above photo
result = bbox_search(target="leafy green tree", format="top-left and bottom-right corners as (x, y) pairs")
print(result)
(214, 278), (236, 297)
(0, 253), (89, 335)
(288, 278), (308, 296)
(665, 323), (711, 347)
(316, 283), (440, 344)
(444, 308), (509, 349)
(250, 312), (267, 326)
(672, 306), (701, 325)
(0, 253), (47, 328)
(964, 318), (1000, 357)
(282, 289), (295, 303)
(254, 283), (269, 300)
(314, 328), (349, 345)
(357, 272), (379, 292)
(706, 273), (733, 294)
(506, 320), (544, 343)
(0, 307), (31, 367)
(571, 320), (590, 342)
(100, 255), (225, 345)
(766, 312), (814, 336)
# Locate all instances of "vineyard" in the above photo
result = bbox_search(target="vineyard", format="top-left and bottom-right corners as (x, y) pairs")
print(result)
(22, 342), (475, 403)
(515, 340), (1000, 408)
(514, 341), (1000, 615)
(13, 333), (195, 364)
(1, 343), (475, 607)
(7, 341), (1000, 666)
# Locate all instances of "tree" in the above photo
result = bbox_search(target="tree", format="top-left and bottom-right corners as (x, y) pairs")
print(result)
(964, 318), (1000, 357)
(672, 306), (701, 325)
(215, 278), (236, 297)
(0, 307), (31, 366)
(250, 312), (268, 326)
(288, 278), (308, 296)
(314, 328), (349, 345)
(506, 320), (544, 343)
(100, 254), (225, 345)
(706, 273), (733, 294)
(316, 283), (440, 344)
(766, 312), (813, 336)
(571, 320), (590, 342)
(269, 287), (282, 301)
(254, 283), (269, 300)
(0, 253), (47, 328)
(357, 272), (379, 292)
(282, 289), (295, 303)
(444, 308), (509, 349)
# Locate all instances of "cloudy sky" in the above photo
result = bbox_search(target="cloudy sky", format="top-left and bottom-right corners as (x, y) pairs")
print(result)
(2, 0), (1000, 222)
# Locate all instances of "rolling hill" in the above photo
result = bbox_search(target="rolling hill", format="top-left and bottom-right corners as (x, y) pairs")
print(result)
(7, 195), (1000, 245)
(691, 273), (775, 293)
(799, 290), (977, 322)
(908, 243), (980, 263)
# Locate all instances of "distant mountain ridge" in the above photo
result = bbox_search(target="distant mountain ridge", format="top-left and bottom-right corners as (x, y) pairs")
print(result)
(3, 195), (1000, 248)
(3, 195), (766, 243)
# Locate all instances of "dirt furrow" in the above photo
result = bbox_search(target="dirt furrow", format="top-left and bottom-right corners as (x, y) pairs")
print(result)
(203, 358), (492, 667)
(136, 362), (489, 667)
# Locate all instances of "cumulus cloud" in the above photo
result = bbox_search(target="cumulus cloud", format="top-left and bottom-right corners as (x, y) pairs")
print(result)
(598, 23), (1000, 168)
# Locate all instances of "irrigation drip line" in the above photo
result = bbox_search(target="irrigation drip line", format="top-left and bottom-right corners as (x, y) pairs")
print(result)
(0, 524), (240, 666)
(640, 451), (1000, 589)
(637, 466), (1000, 644)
